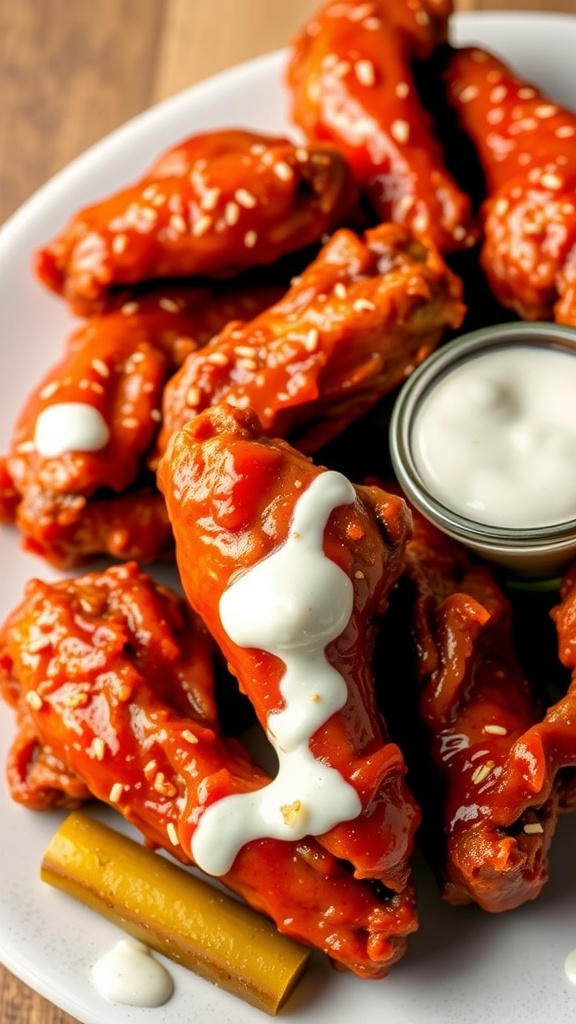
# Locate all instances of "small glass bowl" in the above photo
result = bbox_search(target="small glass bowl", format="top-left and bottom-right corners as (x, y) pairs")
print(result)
(389, 321), (576, 580)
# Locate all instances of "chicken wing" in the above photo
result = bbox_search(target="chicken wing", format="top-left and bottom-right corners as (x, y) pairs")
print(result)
(34, 129), (359, 316)
(157, 403), (421, 897)
(1, 280), (281, 567)
(378, 502), (559, 912)
(287, 0), (478, 253)
(155, 222), (465, 459)
(0, 561), (418, 978)
(444, 45), (576, 322)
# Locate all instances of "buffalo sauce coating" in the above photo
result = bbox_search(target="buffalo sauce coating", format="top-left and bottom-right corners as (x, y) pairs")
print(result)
(192, 470), (362, 876)
(287, 0), (478, 253)
(390, 501), (559, 912)
(34, 129), (359, 316)
(0, 561), (418, 978)
(444, 45), (576, 321)
(158, 403), (421, 892)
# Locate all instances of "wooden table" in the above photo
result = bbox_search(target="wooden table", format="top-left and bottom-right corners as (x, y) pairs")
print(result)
(0, 0), (575, 1021)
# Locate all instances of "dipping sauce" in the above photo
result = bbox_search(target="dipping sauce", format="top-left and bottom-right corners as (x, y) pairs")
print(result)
(34, 401), (110, 457)
(389, 322), (576, 578)
(412, 345), (576, 529)
(91, 938), (173, 1007)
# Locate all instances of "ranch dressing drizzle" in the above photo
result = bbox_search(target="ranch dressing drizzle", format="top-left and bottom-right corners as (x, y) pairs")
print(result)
(91, 938), (173, 1007)
(34, 402), (110, 457)
(191, 469), (362, 877)
(412, 346), (576, 529)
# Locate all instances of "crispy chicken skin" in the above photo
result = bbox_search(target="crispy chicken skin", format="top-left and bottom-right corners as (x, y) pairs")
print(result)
(383, 503), (559, 913)
(445, 45), (576, 322)
(157, 403), (421, 896)
(34, 129), (359, 316)
(287, 0), (478, 253)
(0, 561), (418, 978)
(155, 222), (465, 459)
(0, 280), (281, 568)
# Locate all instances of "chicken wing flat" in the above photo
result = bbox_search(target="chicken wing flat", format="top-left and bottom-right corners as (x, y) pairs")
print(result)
(0, 561), (417, 978)
(381, 503), (559, 913)
(444, 45), (576, 322)
(34, 129), (359, 316)
(155, 222), (465, 459)
(157, 403), (421, 900)
(287, 0), (477, 253)
(0, 280), (281, 567)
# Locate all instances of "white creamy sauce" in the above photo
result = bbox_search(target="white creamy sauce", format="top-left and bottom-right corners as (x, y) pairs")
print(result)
(91, 938), (173, 1007)
(34, 401), (110, 457)
(191, 469), (362, 877)
(412, 346), (576, 529)
(565, 947), (576, 983)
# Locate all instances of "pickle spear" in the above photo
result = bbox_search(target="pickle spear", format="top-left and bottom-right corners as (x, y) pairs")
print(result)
(41, 811), (311, 1015)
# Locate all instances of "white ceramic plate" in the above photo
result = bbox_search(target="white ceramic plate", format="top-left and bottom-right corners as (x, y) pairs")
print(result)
(2, 12), (576, 1024)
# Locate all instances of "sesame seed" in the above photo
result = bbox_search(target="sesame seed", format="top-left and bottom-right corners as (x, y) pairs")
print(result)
(206, 351), (230, 366)
(167, 822), (179, 846)
(201, 186), (221, 211)
(234, 345), (258, 358)
(193, 214), (212, 237)
(395, 82), (410, 99)
(490, 85), (507, 104)
(90, 737), (106, 761)
(274, 160), (293, 182)
(91, 358), (110, 378)
(355, 59), (376, 87)
(159, 297), (181, 313)
(39, 381), (60, 400)
(362, 16), (381, 29)
(143, 759), (158, 774)
(487, 107), (504, 125)
(169, 213), (187, 234)
(186, 386), (202, 407)
(122, 417), (139, 429)
(150, 409), (162, 422)
(471, 760), (495, 785)
(556, 125), (576, 138)
(333, 60), (351, 78)
(141, 185), (158, 200)
(459, 84), (480, 103)
(517, 87), (537, 99)
(224, 201), (240, 226)
(305, 327), (319, 351)
(244, 230), (258, 248)
(412, 212), (429, 234)
(121, 301), (139, 315)
(415, 8), (429, 25)
(347, 2), (376, 20)
(353, 297), (376, 311)
(182, 729), (199, 744)
(391, 119), (410, 144)
(109, 782), (124, 803)
(27, 635), (51, 653)
(235, 188), (257, 209)
(25, 690), (43, 711)
(334, 281), (348, 299)
(494, 197), (510, 216)
(541, 172), (563, 190)
(295, 147), (309, 163)
(523, 822), (544, 835)
(535, 104), (558, 118)
(483, 724), (508, 736)
(112, 234), (128, 254)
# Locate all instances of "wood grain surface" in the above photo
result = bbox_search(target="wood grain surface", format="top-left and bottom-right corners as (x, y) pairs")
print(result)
(0, 1), (575, 1021)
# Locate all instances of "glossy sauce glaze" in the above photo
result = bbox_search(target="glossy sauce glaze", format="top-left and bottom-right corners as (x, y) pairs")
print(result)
(191, 470), (362, 876)
(412, 344), (576, 529)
